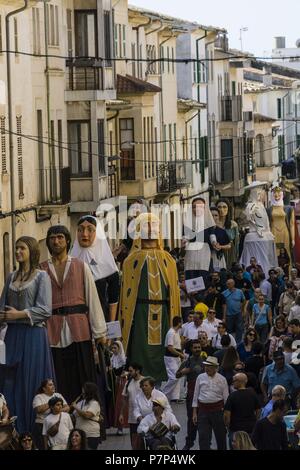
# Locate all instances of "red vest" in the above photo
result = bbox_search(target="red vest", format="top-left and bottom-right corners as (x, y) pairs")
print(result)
(40, 258), (91, 346)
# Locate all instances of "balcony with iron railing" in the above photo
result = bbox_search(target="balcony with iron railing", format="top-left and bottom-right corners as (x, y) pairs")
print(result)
(38, 167), (71, 206)
(65, 58), (116, 100)
(108, 164), (119, 198)
(66, 58), (104, 91)
(157, 161), (193, 194)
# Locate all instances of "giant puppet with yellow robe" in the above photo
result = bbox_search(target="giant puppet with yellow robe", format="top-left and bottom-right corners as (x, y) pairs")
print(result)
(119, 213), (181, 382)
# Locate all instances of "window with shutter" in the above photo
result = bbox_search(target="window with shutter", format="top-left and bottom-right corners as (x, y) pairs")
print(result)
(16, 116), (24, 198)
(114, 24), (118, 58)
(143, 117), (147, 179)
(0, 16), (2, 54)
(47, 4), (60, 47)
(122, 25), (126, 58)
(0, 117), (6, 173)
(104, 11), (112, 66)
(66, 9), (73, 56)
(14, 18), (18, 56)
(131, 43), (136, 76)
(98, 119), (106, 176)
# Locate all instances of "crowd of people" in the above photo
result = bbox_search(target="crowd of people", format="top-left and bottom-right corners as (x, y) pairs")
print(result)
(1, 190), (300, 451)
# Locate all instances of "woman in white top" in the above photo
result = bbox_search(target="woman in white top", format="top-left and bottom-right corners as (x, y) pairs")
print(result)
(42, 396), (73, 450)
(133, 377), (171, 423)
(32, 379), (69, 449)
(72, 382), (101, 450)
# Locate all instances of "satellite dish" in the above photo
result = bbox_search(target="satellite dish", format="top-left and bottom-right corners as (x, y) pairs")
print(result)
(296, 38), (300, 48)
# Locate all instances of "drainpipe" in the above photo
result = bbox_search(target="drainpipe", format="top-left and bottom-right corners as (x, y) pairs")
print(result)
(185, 110), (200, 200)
(6, 0), (29, 269)
(159, 30), (176, 162)
(145, 19), (163, 36)
(133, 18), (152, 78)
(43, 1), (53, 201)
(204, 36), (218, 187)
(196, 31), (207, 184)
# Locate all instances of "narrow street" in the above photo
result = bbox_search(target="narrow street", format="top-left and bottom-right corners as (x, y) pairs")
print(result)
(100, 402), (217, 451)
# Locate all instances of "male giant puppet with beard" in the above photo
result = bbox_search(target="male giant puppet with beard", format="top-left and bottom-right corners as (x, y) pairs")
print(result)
(119, 213), (180, 382)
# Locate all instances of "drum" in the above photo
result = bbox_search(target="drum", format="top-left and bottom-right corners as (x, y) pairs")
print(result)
(149, 421), (169, 438)
(0, 422), (18, 450)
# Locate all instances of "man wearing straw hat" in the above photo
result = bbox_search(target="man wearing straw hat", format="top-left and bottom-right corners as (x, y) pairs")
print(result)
(192, 356), (228, 450)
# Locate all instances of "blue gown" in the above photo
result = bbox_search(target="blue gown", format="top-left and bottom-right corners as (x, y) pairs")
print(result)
(0, 270), (54, 433)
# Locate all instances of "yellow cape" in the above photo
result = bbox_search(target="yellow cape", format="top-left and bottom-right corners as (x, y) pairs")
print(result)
(119, 213), (181, 352)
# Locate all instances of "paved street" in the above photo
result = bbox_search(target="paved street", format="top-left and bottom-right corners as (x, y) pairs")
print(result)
(100, 402), (189, 450)
(100, 402), (218, 451)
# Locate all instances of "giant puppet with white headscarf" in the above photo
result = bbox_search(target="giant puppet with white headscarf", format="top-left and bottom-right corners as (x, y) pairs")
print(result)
(71, 215), (120, 322)
(119, 213), (180, 382)
(240, 181), (277, 275)
(181, 197), (217, 285)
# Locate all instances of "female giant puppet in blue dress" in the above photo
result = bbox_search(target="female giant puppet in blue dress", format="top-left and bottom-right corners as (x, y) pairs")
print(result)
(0, 237), (54, 433)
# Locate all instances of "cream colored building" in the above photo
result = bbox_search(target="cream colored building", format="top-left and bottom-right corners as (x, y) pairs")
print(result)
(111, 2), (195, 247)
(0, 0), (116, 287)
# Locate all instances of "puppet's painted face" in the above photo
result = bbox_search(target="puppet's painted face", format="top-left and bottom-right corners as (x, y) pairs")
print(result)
(140, 219), (160, 240)
(274, 190), (282, 201)
(192, 201), (205, 218)
(77, 221), (97, 247)
(217, 202), (228, 218)
(250, 187), (264, 202)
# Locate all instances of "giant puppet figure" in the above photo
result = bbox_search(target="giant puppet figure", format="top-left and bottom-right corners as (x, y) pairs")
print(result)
(240, 181), (277, 275)
(268, 186), (295, 262)
(119, 213), (180, 382)
(290, 186), (300, 268)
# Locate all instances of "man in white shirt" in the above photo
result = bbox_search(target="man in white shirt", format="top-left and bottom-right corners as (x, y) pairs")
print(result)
(181, 311), (194, 337)
(184, 311), (210, 342)
(119, 362), (144, 449)
(192, 356), (228, 450)
(137, 398), (180, 450)
(161, 317), (185, 402)
(202, 308), (221, 340)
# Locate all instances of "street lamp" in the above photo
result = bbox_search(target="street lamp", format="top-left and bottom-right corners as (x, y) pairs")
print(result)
(239, 27), (248, 51)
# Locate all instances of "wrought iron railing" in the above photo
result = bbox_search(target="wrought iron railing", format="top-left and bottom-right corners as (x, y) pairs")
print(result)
(157, 161), (193, 193)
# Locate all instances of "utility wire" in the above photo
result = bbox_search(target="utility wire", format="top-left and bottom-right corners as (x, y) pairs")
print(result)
(3, 127), (299, 165)
(2, 48), (300, 64)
